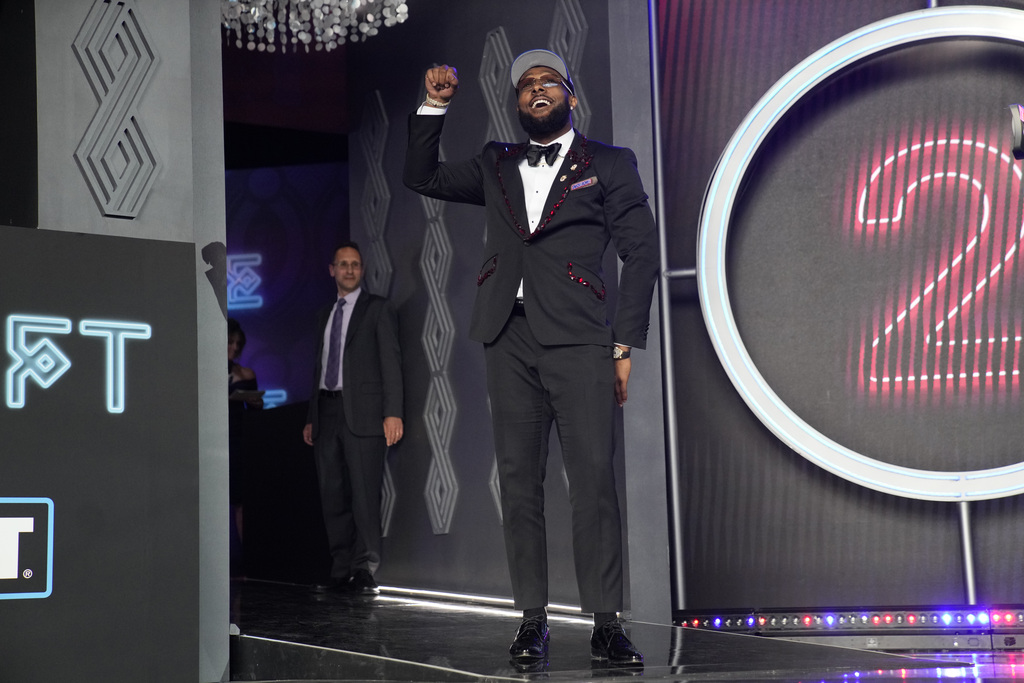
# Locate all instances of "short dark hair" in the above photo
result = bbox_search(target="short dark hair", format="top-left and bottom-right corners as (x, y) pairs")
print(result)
(332, 241), (362, 262)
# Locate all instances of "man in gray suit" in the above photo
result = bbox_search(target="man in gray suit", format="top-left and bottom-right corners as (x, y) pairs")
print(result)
(404, 50), (658, 666)
(303, 241), (404, 595)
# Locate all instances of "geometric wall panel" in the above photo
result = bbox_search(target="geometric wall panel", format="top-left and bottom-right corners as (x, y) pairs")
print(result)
(381, 463), (396, 538)
(359, 90), (394, 295)
(419, 190), (459, 535)
(423, 371), (459, 534)
(478, 30), (512, 523)
(355, 90), (397, 533)
(488, 451), (503, 522)
(479, 27), (516, 145)
(548, 0), (590, 135)
(72, 0), (161, 219)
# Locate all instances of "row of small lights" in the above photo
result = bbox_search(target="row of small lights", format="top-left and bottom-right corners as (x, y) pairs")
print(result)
(680, 609), (1024, 632)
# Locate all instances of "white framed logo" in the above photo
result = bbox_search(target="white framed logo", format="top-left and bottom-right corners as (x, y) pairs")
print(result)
(0, 498), (53, 600)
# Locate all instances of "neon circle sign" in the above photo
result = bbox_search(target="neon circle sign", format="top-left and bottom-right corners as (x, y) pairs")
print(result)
(697, 7), (1024, 501)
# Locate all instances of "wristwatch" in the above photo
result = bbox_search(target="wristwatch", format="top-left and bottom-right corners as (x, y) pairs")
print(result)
(613, 346), (631, 360)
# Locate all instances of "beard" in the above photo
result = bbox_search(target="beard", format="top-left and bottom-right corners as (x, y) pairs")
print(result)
(518, 98), (572, 139)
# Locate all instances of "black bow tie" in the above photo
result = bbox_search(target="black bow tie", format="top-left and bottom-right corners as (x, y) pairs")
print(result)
(525, 143), (561, 167)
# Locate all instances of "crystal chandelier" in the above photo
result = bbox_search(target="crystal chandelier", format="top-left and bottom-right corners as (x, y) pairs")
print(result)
(221, 0), (409, 53)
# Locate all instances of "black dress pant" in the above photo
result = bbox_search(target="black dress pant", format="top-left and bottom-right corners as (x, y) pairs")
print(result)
(484, 312), (623, 613)
(313, 392), (385, 579)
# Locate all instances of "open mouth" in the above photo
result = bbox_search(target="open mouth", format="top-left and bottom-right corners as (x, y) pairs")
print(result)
(530, 97), (552, 109)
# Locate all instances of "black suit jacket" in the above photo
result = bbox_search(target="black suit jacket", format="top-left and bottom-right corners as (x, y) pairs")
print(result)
(404, 114), (659, 349)
(306, 290), (403, 440)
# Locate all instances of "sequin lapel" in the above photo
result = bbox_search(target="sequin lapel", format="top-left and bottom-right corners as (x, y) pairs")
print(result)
(495, 144), (530, 239)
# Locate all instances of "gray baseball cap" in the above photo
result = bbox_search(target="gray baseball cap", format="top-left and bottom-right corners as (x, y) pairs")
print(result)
(510, 49), (574, 95)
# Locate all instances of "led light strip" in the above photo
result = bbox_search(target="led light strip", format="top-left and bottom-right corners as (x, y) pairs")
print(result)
(376, 586), (591, 624)
(680, 607), (1024, 632)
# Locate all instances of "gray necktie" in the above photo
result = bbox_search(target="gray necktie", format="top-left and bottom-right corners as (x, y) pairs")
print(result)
(324, 298), (346, 390)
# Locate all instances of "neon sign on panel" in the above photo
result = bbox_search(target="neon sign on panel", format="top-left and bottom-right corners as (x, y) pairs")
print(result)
(228, 253), (263, 310)
(853, 135), (1024, 398)
(6, 315), (151, 413)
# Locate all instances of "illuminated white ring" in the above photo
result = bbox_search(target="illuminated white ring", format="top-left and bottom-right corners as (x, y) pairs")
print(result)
(697, 6), (1024, 501)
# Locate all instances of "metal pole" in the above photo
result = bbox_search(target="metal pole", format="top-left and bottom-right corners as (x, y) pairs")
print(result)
(958, 501), (978, 605)
(647, 0), (687, 613)
(664, 268), (697, 280)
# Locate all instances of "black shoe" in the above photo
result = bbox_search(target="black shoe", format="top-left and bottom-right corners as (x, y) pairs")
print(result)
(509, 616), (549, 664)
(590, 621), (643, 666)
(349, 568), (379, 595)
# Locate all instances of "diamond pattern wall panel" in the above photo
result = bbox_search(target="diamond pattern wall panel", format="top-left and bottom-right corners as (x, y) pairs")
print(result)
(488, 411), (503, 522)
(480, 28), (515, 521)
(420, 226), (454, 370)
(72, 0), (160, 218)
(355, 90), (396, 534)
(359, 91), (394, 295)
(419, 190), (459, 534)
(479, 27), (516, 145)
(381, 461), (396, 538)
(549, 0), (590, 135)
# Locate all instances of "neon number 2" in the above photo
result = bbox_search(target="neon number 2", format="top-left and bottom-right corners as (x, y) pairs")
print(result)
(854, 135), (1024, 398)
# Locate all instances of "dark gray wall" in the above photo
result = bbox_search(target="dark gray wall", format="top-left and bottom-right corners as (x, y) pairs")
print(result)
(0, 228), (200, 682)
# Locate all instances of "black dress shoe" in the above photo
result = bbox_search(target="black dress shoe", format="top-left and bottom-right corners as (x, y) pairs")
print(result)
(349, 568), (379, 595)
(509, 616), (549, 664)
(590, 621), (643, 666)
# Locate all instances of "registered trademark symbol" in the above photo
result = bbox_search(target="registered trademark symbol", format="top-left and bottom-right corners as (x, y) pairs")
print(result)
(22, 569), (32, 579)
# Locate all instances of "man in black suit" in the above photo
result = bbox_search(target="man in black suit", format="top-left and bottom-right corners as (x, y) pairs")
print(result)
(404, 50), (658, 666)
(303, 241), (404, 595)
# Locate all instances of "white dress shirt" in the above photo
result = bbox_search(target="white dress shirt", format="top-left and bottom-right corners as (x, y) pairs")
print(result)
(516, 128), (576, 298)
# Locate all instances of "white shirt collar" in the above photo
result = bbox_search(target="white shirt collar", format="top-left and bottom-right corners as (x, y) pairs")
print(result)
(339, 287), (361, 305)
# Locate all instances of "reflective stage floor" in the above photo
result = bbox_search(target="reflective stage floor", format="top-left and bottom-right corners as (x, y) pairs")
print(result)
(230, 580), (1024, 682)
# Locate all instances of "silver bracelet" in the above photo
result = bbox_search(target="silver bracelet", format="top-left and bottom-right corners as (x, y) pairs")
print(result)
(424, 94), (450, 108)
